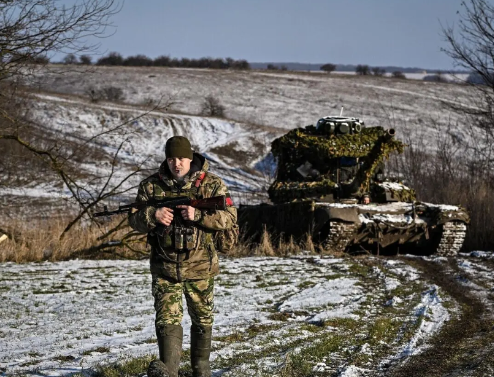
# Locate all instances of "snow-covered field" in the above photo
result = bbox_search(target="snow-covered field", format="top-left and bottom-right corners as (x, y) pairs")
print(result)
(30, 66), (476, 147)
(2, 252), (492, 376)
(6, 253), (490, 377)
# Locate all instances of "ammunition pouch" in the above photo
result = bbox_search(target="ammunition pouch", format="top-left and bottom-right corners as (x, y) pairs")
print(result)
(149, 224), (197, 259)
(174, 225), (195, 251)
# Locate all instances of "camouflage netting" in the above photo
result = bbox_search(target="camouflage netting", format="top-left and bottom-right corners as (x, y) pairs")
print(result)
(269, 124), (406, 203)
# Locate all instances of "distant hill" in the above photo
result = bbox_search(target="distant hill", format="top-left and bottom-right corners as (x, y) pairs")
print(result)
(249, 62), (468, 74)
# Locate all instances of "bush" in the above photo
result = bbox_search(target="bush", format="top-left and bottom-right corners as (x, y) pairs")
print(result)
(96, 52), (124, 66)
(85, 86), (125, 102)
(201, 95), (225, 117)
(123, 54), (153, 66)
(356, 64), (370, 75)
(153, 55), (171, 66)
(392, 71), (406, 79)
(423, 73), (449, 83)
(320, 63), (336, 73)
(63, 53), (78, 65)
(102, 86), (125, 101)
(372, 67), (386, 76)
(79, 55), (92, 65)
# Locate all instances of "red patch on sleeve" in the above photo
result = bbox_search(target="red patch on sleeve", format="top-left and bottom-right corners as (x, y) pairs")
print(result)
(195, 172), (206, 188)
(226, 197), (234, 206)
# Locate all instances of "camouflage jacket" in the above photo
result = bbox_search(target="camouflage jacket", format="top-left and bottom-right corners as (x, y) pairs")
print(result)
(128, 153), (237, 281)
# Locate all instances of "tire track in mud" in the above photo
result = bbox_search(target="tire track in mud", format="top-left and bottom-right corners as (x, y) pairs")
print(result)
(384, 257), (494, 377)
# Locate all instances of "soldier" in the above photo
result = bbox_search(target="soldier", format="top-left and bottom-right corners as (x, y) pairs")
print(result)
(129, 136), (237, 377)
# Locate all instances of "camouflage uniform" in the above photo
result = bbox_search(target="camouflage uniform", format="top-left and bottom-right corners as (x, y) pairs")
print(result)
(129, 152), (236, 327)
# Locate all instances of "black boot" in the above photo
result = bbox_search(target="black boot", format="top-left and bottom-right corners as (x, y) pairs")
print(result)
(190, 325), (212, 377)
(152, 324), (183, 377)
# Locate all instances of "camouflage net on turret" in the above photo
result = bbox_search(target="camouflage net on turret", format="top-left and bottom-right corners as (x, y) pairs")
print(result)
(269, 125), (406, 203)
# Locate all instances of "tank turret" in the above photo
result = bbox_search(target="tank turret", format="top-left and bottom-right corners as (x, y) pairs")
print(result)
(268, 117), (408, 204)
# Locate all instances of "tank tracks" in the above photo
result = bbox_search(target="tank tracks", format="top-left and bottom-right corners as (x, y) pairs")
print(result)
(321, 221), (357, 253)
(434, 221), (468, 256)
(321, 220), (467, 256)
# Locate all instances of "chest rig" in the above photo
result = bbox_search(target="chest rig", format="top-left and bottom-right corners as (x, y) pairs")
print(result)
(152, 173), (206, 253)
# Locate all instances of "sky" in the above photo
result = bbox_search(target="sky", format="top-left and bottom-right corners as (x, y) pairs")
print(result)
(75, 0), (465, 70)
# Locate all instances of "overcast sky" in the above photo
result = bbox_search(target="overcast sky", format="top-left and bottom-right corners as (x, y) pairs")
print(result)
(84, 0), (465, 70)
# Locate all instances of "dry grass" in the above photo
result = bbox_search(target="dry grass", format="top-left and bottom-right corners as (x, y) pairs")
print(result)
(226, 226), (318, 258)
(0, 217), (146, 263)
(0, 216), (317, 263)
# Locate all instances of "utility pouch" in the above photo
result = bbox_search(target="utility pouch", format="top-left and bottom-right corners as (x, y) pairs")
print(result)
(174, 226), (195, 251)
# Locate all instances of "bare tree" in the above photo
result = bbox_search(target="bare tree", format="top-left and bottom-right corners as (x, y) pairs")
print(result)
(0, 0), (159, 258)
(440, 0), (494, 250)
(442, 1), (494, 149)
(0, 0), (121, 81)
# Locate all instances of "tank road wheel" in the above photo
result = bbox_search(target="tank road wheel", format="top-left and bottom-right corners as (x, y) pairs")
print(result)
(434, 221), (467, 257)
(321, 221), (357, 253)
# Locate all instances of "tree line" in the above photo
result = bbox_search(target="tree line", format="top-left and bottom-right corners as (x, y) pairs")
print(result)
(62, 52), (251, 70)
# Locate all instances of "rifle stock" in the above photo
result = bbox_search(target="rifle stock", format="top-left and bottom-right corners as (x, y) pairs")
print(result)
(93, 195), (227, 217)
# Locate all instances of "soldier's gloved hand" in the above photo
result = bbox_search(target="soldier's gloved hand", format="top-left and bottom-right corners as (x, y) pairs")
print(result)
(155, 207), (174, 226)
(176, 205), (195, 221)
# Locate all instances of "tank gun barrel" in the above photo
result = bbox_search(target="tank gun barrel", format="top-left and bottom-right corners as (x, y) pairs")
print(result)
(385, 128), (396, 139)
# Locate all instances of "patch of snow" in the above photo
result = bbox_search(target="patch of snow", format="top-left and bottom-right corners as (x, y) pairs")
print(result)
(278, 278), (361, 312)
(382, 285), (450, 364)
(379, 182), (410, 191)
(338, 365), (370, 377)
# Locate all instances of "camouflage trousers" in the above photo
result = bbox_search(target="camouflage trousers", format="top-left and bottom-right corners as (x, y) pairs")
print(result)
(151, 275), (215, 330)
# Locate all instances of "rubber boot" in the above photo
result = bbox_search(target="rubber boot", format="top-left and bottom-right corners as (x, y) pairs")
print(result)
(147, 360), (170, 377)
(190, 325), (212, 377)
(155, 324), (183, 377)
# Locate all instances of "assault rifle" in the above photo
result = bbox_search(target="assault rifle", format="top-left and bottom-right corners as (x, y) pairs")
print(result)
(93, 195), (227, 217)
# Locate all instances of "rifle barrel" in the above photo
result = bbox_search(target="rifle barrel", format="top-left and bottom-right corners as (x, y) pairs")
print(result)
(93, 195), (227, 217)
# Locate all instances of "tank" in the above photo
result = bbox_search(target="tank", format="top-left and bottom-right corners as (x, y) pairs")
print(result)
(238, 116), (470, 256)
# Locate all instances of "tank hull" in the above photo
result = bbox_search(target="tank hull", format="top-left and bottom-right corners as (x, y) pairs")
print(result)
(238, 201), (469, 256)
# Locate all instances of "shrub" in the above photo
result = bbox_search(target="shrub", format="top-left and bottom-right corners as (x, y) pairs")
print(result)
(356, 64), (370, 75)
(102, 86), (125, 101)
(201, 95), (225, 117)
(423, 73), (448, 83)
(63, 53), (78, 65)
(96, 52), (124, 66)
(153, 55), (171, 66)
(85, 86), (125, 102)
(372, 67), (386, 76)
(392, 71), (406, 79)
(123, 54), (153, 66)
(79, 55), (92, 65)
(320, 63), (336, 73)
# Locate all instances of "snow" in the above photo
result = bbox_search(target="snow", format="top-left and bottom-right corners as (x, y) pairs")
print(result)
(338, 365), (371, 377)
(0, 256), (451, 376)
(28, 66), (479, 153)
(379, 181), (410, 191)
(381, 285), (450, 363)
(279, 278), (360, 310)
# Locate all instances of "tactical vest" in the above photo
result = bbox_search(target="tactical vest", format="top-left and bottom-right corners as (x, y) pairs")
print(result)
(147, 173), (215, 260)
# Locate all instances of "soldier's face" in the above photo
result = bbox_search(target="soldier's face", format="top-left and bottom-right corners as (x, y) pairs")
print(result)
(167, 157), (192, 179)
